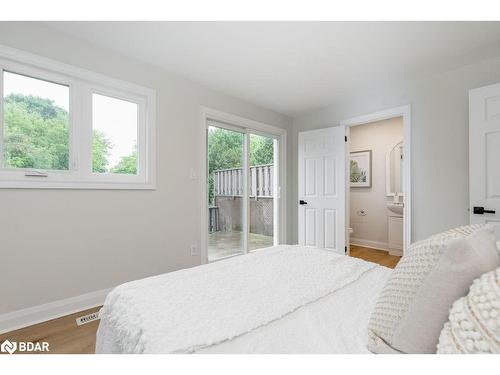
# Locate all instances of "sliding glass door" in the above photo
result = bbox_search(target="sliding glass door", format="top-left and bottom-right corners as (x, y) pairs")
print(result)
(207, 120), (278, 262)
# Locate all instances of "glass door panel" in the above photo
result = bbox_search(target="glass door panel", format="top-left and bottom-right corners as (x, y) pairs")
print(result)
(207, 125), (245, 261)
(248, 134), (275, 251)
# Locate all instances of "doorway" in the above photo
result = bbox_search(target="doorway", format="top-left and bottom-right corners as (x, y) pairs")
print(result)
(341, 105), (411, 258)
(201, 108), (286, 263)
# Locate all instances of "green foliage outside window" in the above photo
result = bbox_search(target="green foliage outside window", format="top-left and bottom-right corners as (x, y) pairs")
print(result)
(3, 93), (136, 174)
(111, 148), (137, 174)
(4, 94), (70, 170)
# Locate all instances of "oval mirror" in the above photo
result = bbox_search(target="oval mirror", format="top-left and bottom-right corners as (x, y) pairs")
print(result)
(386, 141), (403, 196)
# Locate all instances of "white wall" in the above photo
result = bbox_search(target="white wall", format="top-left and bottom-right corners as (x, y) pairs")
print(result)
(0, 23), (293, 315)
(292, 54), (500, 245)
(349, 117), (403, 249)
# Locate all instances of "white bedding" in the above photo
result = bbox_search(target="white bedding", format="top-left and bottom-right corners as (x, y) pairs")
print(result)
(96, 245), (392, 354)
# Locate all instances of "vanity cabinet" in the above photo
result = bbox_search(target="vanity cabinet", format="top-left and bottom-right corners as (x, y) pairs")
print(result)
(388, 216), (403, 256)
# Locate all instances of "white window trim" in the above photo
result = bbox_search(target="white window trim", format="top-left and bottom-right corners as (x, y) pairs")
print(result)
(0, 44), (156, 190)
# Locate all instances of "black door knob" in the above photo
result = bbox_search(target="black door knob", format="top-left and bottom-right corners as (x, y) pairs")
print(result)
(299, 200), (308, 205)
(473, 206), (496, 215)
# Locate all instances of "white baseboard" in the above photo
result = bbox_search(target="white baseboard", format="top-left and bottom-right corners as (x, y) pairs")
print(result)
(0, 288), (111, 334)
(350, 238), (389, 251)
(388, 249), (403, 256)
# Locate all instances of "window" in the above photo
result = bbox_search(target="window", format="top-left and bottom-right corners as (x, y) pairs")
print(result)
(3, 71), (70, 171)
(0, 46), (156, 189)
(92, 93), (138, 175)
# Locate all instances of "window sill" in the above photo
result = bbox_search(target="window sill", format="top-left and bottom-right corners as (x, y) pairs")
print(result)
(0, 179), (156, 190)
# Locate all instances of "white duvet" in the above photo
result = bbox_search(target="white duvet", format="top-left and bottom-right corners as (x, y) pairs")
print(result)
(96, 245), (391, 354)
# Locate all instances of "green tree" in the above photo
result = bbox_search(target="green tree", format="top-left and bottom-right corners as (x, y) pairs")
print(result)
(207, 128), (274, 204)
(3, 93), (116, 173)
(92, 130), (112, 173)
(4, 94), (70, 170)
(249, 134), (274, 166)
(207, 127), (243, 204)
(208, 127), (244, 171)
(112, 147), (137, 174)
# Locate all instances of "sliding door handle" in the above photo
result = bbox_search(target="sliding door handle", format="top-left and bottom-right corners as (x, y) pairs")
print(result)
(473, 206), (496, 215)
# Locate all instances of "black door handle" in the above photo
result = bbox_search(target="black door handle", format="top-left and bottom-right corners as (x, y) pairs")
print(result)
(473, 206), (496, 215)
(299, 200), (308, 205)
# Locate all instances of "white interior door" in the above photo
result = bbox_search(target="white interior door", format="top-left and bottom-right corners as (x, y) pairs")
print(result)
(469, 83), (500, 238)
(298, 127), (346, 253)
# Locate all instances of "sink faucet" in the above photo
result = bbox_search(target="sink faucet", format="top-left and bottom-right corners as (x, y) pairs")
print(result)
(393, 192), (400, 204)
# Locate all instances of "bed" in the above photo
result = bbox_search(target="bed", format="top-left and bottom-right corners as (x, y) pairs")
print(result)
(95, 245), (392, 354)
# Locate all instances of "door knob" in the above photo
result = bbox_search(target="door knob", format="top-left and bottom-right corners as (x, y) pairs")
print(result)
(299, 200), (308, 205)
(473, 206), (496, 215)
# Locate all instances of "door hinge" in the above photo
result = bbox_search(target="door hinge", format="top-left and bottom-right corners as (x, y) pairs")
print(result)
(345, 246), (347, 254)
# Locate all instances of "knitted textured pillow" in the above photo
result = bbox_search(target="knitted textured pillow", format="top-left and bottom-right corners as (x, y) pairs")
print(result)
(367, 224), (500, 354)
(437, 267), (500, 353)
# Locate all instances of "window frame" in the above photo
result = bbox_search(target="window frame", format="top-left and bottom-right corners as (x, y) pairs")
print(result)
(0, 45), (156, 189)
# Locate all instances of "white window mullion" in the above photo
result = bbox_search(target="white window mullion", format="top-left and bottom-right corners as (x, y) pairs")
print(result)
(68, 81), (80, 178)
(76, 83), (93, 181)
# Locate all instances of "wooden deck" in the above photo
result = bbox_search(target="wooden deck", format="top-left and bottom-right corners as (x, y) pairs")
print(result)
(208, 231), (273, 261)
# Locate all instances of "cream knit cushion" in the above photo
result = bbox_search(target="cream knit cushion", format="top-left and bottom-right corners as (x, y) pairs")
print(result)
(437, 267), (500, 353)
(367, 224), (500, 354)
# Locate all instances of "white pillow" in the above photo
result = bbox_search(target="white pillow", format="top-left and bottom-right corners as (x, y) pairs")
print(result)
(368, 224), (500, 353)
(437, 267), (500, 353)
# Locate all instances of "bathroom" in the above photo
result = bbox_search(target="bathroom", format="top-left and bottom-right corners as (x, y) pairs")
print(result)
(349, 116), (404, 265)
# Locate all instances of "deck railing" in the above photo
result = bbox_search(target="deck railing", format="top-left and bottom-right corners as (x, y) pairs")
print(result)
(213, 164), (274, 198)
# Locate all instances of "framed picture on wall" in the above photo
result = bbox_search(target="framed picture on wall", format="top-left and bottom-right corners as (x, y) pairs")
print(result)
(350, 150), (372, 188)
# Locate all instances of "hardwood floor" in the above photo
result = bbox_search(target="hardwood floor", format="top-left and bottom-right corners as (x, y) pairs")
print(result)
(0, 245), (400, 354)
(0, 306), (101, 354)
(349, 244), (401, 268)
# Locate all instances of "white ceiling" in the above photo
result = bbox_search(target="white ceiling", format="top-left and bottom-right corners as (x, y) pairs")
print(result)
(44, 22), (500, 117)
